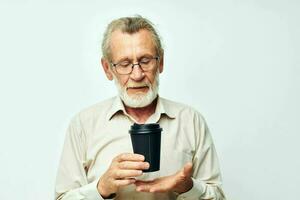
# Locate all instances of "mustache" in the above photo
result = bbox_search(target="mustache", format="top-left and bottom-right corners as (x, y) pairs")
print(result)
(126, 82), (151, 89)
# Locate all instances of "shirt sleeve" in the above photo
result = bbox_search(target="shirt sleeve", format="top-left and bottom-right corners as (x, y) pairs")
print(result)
(176, 111), (226, 200)
(54, 115), (108, 200)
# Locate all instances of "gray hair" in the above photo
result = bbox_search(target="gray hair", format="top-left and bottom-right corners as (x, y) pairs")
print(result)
(101, 15), (164, 61)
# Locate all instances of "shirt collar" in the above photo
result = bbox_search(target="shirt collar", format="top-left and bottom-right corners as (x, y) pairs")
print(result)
(155, 96), (176, 119)
(106, 96), (176, 121)
(106, 96), (126, 121)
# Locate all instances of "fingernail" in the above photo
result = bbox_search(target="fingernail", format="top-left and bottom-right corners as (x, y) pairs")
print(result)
(145, 162), (150, 168)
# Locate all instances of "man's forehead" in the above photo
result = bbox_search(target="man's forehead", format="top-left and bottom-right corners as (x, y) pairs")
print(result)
(109, 29), (156, 59)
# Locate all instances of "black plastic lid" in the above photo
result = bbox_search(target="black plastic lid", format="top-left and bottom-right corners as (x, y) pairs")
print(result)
(129, 123), (162, 134)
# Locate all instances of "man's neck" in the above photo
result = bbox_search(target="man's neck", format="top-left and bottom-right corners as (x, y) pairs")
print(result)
(124, 98), (157, 124)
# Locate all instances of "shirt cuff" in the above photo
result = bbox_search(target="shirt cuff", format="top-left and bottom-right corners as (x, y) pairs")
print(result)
(176, 178), (205, 200)
(78, 180), (106, 200)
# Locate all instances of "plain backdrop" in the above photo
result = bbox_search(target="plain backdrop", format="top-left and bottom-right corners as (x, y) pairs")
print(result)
(0, 0), (299, 199)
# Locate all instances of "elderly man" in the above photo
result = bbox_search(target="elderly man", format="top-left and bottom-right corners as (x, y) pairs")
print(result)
(55, 16), (226, 200)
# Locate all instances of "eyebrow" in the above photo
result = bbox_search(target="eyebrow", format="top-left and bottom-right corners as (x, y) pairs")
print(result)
(116, 54), (154, 63)
(116, 57), (131, 63)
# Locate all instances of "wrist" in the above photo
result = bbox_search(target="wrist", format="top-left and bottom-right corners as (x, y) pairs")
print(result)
(174, 177), (193, 194)
(97, 179), (112, 198)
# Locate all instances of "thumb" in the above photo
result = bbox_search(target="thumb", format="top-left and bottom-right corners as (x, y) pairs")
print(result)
(182, 162), (193, 177)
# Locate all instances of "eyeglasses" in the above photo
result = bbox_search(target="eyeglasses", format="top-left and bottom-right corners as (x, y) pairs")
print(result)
(111, 56), (159, 75)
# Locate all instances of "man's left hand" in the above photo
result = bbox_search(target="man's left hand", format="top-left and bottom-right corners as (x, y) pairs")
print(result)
(135, 162), (193, 194)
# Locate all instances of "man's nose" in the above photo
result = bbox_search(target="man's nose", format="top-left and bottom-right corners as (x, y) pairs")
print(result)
(130, 64), (145, 81)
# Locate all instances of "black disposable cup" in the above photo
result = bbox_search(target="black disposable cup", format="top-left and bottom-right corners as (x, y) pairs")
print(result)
(129, 123), (163, 172)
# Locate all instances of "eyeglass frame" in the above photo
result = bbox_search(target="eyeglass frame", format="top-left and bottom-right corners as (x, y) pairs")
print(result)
(110, 56), (160, 75)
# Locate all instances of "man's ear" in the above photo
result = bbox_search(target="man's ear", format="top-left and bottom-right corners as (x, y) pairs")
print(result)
(101, 58), (113, 80)
(158, 56), (164, 73)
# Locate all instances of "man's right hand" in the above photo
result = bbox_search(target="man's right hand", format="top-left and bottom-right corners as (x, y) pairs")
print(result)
(97, 153), (149, 198)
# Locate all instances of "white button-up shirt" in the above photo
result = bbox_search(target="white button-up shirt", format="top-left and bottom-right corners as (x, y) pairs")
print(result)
(55, 96), (226, 200)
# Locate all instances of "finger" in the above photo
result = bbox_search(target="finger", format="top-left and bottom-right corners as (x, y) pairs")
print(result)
(135, 181), (166, 193)
(149, 184), (167, 193)
(114, 169), (143, 179)
(118, 161), (149, 170)
(114, 178), (136, 187)
(135, 180), (155, 186)
(136, 183), (152, 192)
(115, 153), (145, 162)
(182, 162), (193, 177)
(134, 177), (172, 192)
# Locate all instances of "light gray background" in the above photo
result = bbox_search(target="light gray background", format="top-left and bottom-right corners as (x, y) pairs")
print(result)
(0, 0), (299, 199)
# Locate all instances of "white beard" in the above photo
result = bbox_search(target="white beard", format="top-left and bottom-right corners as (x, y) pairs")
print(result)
(113, 71), (159, 108)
